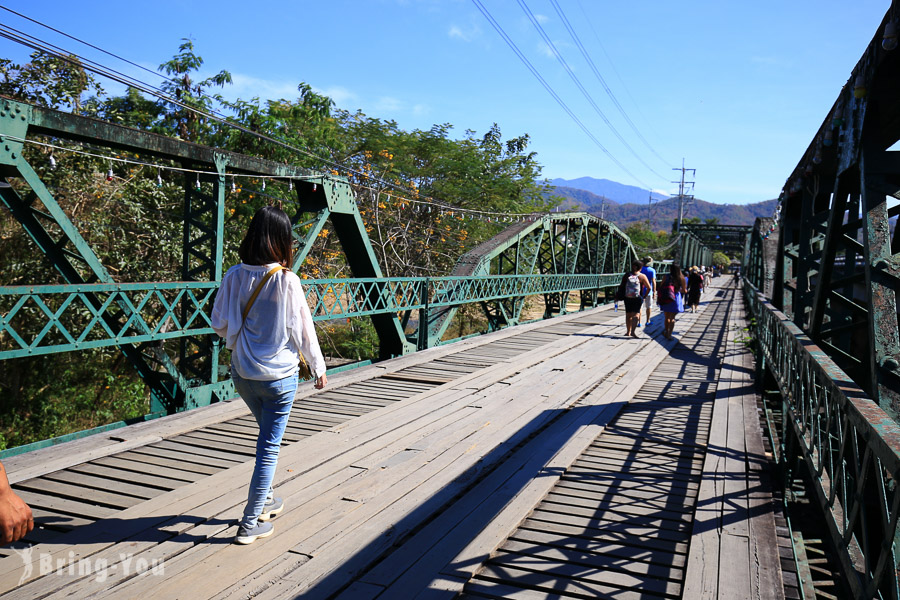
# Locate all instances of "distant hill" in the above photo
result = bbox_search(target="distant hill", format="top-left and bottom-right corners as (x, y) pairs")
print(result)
(550, 177), (669, 205)
(546, 180), (776, 230)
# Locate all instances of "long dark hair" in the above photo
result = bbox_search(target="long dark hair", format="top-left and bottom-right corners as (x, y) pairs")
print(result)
(668, 263), (686, 289)
(238, 206), (293, 267)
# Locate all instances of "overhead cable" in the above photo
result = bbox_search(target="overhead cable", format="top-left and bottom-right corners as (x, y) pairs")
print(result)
(470, 0), (651, 189)
(550, 0), (669, 167)
(574, 0), (670, 165)
(517, 0), (667, 182)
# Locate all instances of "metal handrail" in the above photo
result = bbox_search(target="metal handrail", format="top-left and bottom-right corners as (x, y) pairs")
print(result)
(0, 273), (624, 359)
(745, 279), (900, 599)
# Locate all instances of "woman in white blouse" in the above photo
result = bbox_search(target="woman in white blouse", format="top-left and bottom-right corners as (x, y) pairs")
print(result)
(212, 206), (327, 545)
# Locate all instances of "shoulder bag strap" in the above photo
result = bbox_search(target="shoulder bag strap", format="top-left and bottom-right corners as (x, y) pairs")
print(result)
(241, 265), (286, 323)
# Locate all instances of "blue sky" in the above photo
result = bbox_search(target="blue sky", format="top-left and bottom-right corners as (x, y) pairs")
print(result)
(0, 0), (891, 204)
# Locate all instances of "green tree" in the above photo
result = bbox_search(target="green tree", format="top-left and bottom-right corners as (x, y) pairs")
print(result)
(157, 38), (232, 141)
(712, 251), (730, 267)
(0, 52), (103, 114)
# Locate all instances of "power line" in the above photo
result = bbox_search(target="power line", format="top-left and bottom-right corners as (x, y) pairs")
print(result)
(517, 0), (667, 182)
(550, 0), (669, 168)
(575, 0), (670, 164)
(470, 0), (650, 189)
(0, 4), (170, 85)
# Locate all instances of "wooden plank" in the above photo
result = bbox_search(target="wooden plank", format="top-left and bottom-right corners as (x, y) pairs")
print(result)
(553, 479), (695, 508)
(150, 439), (249, 464)
(531, 501), (690, 541)
(179, 429), (258, 448)
(681, 296), (735, 599)
(12, 489), (117, 521)
(718, 532), (753, 599)
(27, 506), (94, 531)
(13, 478), (144, 509)
(171, 433), (258, 456)
(545, 487), (694, 518)
(509, 527), (686, 568)
(40, 469), (159, 500)
(89, 455), (208, 482)
(722, 387), (750, 538)
(487, 548), (682, 596)
(471, 563), (651, 600)
(65, 462), (185, 490)
(109, 450), (225, 476)
(496, 540), (681, 580)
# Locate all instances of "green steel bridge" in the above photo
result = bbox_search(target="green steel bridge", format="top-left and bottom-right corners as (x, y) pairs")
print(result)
(2, 2), (900, 598)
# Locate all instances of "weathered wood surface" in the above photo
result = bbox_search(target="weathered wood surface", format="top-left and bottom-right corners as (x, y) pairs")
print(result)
(681, 284), (785, 600)
(454, 285), (730, 600)
(0, 280), (786, 599)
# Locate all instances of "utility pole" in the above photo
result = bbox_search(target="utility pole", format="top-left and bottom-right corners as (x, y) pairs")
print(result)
(647, 192), (652, 229)
(600, 196), (606, 220)
(672, 159), (696, 234)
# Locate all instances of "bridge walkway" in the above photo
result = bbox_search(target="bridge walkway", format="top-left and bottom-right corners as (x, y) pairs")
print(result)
(0, 279), (790, 599)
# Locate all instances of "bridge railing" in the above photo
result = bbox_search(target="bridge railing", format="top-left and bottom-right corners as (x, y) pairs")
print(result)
(0, 273), (623, 360)
(745, 278), (900, 598)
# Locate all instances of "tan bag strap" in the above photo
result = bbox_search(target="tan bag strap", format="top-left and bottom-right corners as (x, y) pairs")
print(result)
(241, 265), (286, 323)
(237, 265), (315, 380)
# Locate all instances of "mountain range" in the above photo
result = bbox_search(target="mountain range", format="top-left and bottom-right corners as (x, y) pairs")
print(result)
(547, 177), (776, 231)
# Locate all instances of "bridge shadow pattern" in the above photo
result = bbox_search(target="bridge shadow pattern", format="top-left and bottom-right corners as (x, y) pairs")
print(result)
(302, 287), (775, 600)
(450, 289), (766, 599)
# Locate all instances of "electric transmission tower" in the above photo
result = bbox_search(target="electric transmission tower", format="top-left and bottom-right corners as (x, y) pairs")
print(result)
(673, 159), (696, 234)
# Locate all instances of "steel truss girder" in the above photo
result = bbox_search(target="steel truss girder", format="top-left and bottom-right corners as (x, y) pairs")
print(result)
(0, 98), (377, 414)
(745, 6), (900, 597)
(763, 4), (900, 418)
(420, 213), (638, 347)
(746, 280), (900, 600)
(680, 223), (751, 257)
(677, 231), (712, 270)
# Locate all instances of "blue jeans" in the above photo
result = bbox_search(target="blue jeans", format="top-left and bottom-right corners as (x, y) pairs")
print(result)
(232, 371), (298, 529)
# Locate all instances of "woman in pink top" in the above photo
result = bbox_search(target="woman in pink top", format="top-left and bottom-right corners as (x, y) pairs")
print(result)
(212, 206), (327, 545)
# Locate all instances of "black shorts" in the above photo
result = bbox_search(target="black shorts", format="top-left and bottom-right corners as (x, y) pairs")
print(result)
(623, 297), (643, 313)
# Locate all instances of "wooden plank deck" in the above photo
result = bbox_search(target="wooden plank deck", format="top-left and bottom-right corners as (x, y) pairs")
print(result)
(0, 279), (787, 599)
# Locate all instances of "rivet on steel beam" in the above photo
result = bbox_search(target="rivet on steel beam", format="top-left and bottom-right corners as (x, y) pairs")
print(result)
(875, 258), (890, 269)
(882, 357), (899, 370)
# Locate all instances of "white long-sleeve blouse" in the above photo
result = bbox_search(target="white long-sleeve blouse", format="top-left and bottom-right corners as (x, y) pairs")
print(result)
(211, 263), (326, 381)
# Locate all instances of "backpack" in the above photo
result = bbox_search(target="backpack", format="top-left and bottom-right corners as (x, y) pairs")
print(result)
(624, 274), (641, 298)
(658, 275), (676, 304)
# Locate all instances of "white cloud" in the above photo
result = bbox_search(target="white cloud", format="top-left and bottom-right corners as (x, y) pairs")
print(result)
(227, 73), (300, 101)
(535, 13), (549, 24)
(537, 41), (557, 59)
(316, 85), (358, 106)
(376, 96), (404, 112)
(449, 23), (480, 42)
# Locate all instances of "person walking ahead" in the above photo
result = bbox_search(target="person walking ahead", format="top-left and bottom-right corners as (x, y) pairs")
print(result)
(658, 263), (687, 340)
(212, 206), (328, 545)
(618, 260), (651, 338)
(640, 257), (656, 327)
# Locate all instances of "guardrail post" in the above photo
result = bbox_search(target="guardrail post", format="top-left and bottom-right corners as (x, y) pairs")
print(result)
(417, 278), (430, 351)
